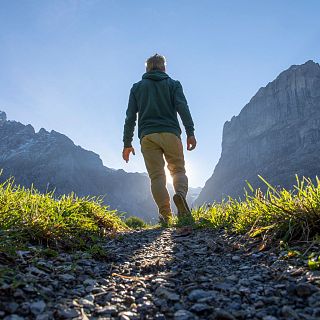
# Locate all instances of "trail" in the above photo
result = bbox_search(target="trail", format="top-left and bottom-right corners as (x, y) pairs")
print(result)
(1, 229), (320, 320)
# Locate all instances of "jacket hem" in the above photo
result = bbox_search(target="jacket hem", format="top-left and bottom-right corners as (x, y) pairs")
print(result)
(139, 128), (181, 142)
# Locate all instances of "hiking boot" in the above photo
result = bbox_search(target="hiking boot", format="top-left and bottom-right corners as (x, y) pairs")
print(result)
(173, 193), (191, 218)
(158, 213), (172, 227)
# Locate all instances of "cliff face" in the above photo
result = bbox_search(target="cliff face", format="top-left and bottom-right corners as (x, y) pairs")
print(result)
(0, 113), (157, 221)
(197, 60), (320, 204)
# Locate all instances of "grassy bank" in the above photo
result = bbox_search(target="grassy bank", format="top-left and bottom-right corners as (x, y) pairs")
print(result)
(2, 174), (320, 257)
(192, 176), (320, 242)
(0, 178), (126, 255)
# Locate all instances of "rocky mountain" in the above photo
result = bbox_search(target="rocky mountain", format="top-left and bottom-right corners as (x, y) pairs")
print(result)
(0, 111), (200, 221)
(0, 111), (158, 221)
(196, 60), (320, 204)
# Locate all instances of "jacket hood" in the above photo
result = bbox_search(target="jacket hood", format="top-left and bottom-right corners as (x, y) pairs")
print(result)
(142, 70), (169, 81)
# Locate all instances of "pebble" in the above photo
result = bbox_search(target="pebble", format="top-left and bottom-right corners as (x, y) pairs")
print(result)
(262, 316), (278, 320)
(30, 300), (46, 315)
(226, 275), (238, 282)
(174, 309), (196, 320)
(231, 255), (241, 262)
(59, 274), (75, 282)
(83, 278), (97, 286)
(214, 309), (236, 320)
(5, 302), (19, 313)
(96, 305), (118, 315)
(56, 308), (80, 319)
(188, 289), (214, 302)
(281, 305), (299, 319)
(296, 282), (317, 297)
(4, 316), (25, 320)
(35, 313), (51, 320)
(190, 303), (211, 313)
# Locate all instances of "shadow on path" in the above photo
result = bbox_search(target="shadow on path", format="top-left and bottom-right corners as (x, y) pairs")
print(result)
(2, 227), (319, 319)
(147, 228), (320, 320)
(97, 228), (320, 320)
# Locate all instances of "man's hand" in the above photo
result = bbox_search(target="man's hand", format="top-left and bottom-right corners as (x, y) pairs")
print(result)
(187, 136), (197, 151)
(122, 147), (135, 163)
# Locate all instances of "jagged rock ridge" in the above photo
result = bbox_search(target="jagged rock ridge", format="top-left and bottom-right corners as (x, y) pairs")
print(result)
(0, 113), (157, 221)
(197, 60), (320, 204)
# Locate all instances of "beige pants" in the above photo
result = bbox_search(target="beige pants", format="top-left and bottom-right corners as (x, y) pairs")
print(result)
(141, 132), (188, 217)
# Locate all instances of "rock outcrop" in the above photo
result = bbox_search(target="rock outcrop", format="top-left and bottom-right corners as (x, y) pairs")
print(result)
(0, 112), (157, 221)
(196, 60), (320, 204)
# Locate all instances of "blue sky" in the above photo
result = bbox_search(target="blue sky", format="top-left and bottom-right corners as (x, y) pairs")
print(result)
(0, 0), (319, 187)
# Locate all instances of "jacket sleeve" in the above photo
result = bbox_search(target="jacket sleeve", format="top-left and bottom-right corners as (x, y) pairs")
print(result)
(173, 81), (195, 137)
(123, 88), (138, 148)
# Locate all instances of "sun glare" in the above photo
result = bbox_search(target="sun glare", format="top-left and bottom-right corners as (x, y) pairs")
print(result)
(165, 162), (193, 186)
(165, 166), (173, 185)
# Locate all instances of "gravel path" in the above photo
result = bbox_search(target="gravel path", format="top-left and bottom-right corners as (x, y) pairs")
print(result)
(1, 228), (320, 319)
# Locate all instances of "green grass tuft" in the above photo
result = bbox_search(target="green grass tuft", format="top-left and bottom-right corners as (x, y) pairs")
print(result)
(174, 214), (195, 227)
(308, 253), (320, 270)
(124, 216), (147, 229)
(0, 178), (126, 254)
(192, 176), (320, 242)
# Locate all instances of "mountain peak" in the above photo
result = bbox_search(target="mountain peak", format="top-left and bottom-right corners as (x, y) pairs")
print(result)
(269, 60), (320, 89)
(295, 59), (318, 68)
(285, 59), (320, 74)
(0, 111), (7, 124)
(197, 60), (320, 204)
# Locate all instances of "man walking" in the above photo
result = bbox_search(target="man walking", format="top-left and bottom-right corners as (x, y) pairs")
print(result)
(122, 54), (196, 224)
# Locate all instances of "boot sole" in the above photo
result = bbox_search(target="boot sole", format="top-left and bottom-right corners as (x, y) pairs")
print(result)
(173, 194), (191, 217)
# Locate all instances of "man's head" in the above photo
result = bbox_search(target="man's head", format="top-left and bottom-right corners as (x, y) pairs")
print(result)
(145, 54), (166, 72)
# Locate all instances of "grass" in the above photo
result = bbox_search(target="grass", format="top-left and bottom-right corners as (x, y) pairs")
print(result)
(124, 216), (147, 229)
(308, 252), (320, 270)
(1, 173), (320, 260)
(0, 178), (126, 255)
(192, 175), (320, 242)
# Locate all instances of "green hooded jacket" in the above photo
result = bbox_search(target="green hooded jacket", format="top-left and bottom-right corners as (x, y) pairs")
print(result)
(123, 70), (195, 147)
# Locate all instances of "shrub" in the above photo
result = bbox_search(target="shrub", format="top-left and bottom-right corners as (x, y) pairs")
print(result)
(125, 216), (146, 229)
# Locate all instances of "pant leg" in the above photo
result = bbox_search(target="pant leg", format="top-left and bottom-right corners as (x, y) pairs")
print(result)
(161, 133), (188, 198)
(141, 134), (172, 217)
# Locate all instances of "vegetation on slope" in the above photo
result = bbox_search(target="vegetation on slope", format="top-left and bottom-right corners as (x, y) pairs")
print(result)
(0, 178), (126, 255)
(124, 216), (147, 229)
(192, 176), (320, 242)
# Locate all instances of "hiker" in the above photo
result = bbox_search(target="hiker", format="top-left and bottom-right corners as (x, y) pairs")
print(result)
(122, 54), (196, 224)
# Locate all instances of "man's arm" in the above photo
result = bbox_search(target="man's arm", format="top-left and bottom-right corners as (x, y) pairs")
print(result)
(122, 88), (138, 162)
(123, 88), (138, 147)
(173, 81), (196, 150)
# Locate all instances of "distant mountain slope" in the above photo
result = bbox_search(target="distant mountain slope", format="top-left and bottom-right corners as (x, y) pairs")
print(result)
(0, 111), (157, 221)
(196, 60), (320, 204)
(0, 111), (201, 221)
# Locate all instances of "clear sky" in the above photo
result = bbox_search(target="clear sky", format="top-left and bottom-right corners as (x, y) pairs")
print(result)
(0, 1), (319, 187)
